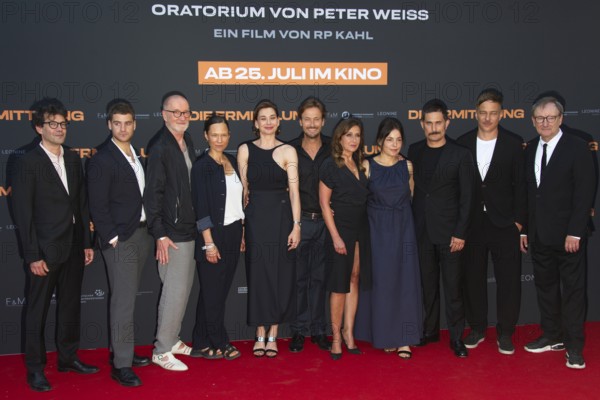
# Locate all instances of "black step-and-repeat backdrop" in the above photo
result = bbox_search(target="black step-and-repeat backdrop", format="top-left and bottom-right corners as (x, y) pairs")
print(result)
(1, 1), (598, 354)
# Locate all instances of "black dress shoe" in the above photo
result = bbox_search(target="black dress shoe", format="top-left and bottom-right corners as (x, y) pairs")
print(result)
(311, 334), (332, 351)
(450, 340), (469, 358)
(57, 360), (100, 374)
(111, 367), (142, 387)
(132, 354), (151, 367)
(416, 333), (440, 347)
(27, 371), (51, 392)
(289, 333), (305, 352)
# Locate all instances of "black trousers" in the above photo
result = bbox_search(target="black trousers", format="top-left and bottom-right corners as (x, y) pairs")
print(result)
(462, 212), (522, 337)
(291, 216), (327, 336)
(530, 239), (587, 353)
(192, 220), (243, 351)
(418, 231), (465, 342)
(25, 245), (85, 373)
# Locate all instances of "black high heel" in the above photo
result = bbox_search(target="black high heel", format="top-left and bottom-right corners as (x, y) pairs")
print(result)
(341, 329), (362, 355)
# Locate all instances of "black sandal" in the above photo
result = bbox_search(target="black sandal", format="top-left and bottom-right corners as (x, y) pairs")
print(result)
(223, 344), (241, 361)
(397, 348), (412, 359)
(265, 336), (278, 358)
(253, 336), (266, 357)
(197, 347), (223, 360)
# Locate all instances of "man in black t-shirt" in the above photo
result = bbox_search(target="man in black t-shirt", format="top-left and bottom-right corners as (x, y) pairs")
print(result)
(287, 97), (332, 352)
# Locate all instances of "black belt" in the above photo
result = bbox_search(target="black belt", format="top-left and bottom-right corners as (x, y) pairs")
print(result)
(301, 211), (322, 220)
(139, 221), (147, 228)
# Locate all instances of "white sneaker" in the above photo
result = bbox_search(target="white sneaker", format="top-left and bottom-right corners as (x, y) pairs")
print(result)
(171, 340), (193, 356)
(152, 352), (188, 371)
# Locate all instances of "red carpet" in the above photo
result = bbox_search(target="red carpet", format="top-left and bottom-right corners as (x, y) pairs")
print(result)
(2, 323), (598, 400)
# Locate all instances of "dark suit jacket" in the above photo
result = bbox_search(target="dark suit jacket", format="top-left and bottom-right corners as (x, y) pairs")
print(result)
(408, 138), (474, 244)
(191, 152), (241, 261)
(525, 133), (595, 245)
(144, 126), (197, 242)
(456, 126), (527, 231)
(11, 144), (91, 265)
(87, 140), (144, 250)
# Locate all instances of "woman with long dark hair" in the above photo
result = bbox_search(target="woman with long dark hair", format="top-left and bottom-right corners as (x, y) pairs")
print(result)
(319, 117), (371, 360)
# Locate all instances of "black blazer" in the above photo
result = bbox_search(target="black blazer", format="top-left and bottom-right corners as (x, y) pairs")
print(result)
(191, 152), (242, 261)
(87, 140), (144, 250)
(11, 145), (91, 265)
(408, 139), (475, 244)
(525, 133), (595, 245)
(144, 126), (197, 242)
(456, 126), (527, 231)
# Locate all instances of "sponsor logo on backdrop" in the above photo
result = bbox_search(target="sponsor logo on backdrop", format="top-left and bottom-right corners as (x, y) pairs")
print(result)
(80, 289), (106, 304)
(407, 109), (526, 120)
(0, 110), (84, 121)
(198, 62), (388, 86)
(5, 296), (26, 307)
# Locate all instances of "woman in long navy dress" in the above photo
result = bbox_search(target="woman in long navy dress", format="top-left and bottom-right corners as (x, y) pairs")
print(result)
(237, 99), (301, 358)
(319, 117), (371, 360)
(355, 117), (423, 358)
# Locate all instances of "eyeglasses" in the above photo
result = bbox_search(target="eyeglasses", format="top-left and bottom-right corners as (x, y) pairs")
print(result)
(43, 121), (69, 129)
(163, 109), (191, 118)
(533, 115), (560, 124)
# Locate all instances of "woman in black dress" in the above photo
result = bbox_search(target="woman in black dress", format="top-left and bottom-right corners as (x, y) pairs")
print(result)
(319, 117), (371, 360)
(237, 100), (301, 358)
(191, 115), (244, 360)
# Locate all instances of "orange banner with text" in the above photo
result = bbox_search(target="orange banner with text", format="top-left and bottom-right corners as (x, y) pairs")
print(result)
(198, 61), (388, 85)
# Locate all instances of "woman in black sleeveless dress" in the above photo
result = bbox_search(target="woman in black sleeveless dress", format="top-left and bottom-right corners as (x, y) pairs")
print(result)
(237, 99), (301, 358)
(319, 117), (371, 360)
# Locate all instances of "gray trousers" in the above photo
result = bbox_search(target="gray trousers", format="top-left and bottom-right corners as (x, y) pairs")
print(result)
(154, 240), (196, 355)
(102, 227), (153, 368)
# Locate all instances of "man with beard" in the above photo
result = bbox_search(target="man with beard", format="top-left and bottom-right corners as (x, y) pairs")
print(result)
(87, 100), (153, 386)
(288, 97), (332, 352)
(144, 91), (197, 371)
(456, 89), (527, 355)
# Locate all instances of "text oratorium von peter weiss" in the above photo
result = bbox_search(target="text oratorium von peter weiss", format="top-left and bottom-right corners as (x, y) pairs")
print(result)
(198, 62), (388, 85)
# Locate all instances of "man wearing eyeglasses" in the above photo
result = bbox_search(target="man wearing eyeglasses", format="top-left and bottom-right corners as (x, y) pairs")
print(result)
(144, 91), (197, 371)
(521, 96), (595, 369)
(12, 98), (97, 392)
(456, 89), (527, 356)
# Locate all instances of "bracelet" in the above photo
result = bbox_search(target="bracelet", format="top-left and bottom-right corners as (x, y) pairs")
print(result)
(293, 220), (302, 227)
(202, 243), (215, 251)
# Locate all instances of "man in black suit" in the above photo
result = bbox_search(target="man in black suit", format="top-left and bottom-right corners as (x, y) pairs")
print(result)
(87, 101), (152, 386)
(12, 98), (98, 392)
(408, 98), (474, 357)
(457, 89), (527, 355)
(521, 96), (595, 369)
(534, 90), (598, 233)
